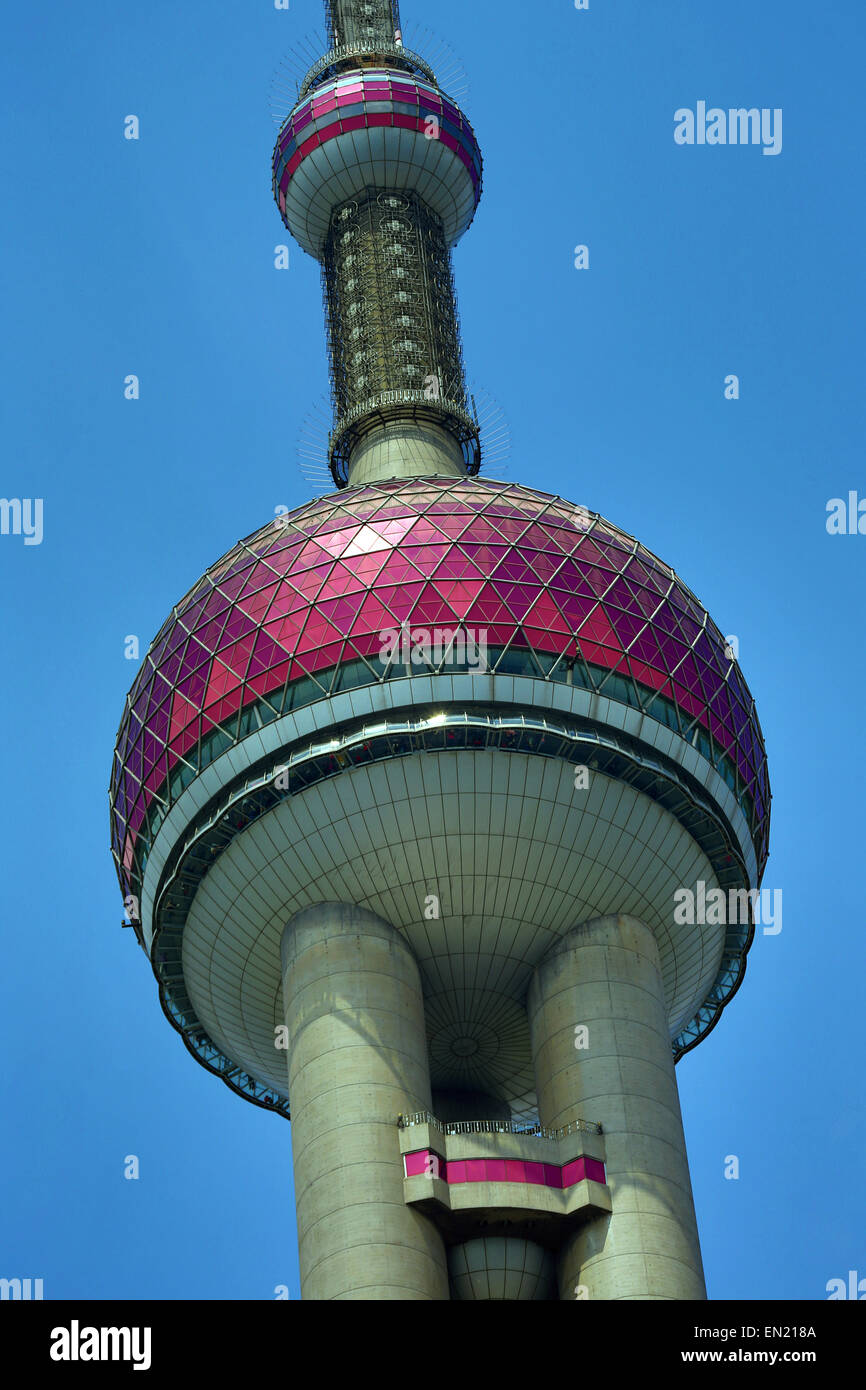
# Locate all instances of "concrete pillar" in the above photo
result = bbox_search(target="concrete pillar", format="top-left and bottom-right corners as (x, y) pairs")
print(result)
(527, 914), (707, 1301)
(347, 421), (466, 486)
(281, 902), (449, 1300)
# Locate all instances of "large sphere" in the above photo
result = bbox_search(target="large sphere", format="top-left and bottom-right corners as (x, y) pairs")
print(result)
(111, 477), (770, 1119)
(273, 68), (482, 257)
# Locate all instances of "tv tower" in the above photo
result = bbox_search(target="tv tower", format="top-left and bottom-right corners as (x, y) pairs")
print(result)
(111, 0), (770, 1300)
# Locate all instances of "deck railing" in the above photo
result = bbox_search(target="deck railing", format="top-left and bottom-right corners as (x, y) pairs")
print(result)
(397, 1111), (602, 1140)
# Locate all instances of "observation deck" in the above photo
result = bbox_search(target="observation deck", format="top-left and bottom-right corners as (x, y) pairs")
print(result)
(398, 1111), (611, 1245)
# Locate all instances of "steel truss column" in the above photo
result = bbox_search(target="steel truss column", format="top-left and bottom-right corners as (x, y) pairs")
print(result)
(327, 0), (401, 48)
(323, 189), (473, 483)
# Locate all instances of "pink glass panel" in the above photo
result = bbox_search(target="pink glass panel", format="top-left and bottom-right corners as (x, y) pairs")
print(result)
(112, 479), (770, 891)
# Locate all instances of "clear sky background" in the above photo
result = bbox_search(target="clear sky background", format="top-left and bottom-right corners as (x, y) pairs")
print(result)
(1, 0), (863, 1301)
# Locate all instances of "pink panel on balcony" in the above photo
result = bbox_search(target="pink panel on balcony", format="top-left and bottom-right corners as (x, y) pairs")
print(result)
(560, 1158), (586, 1188)
(406, 1148), (607, 1190)
(404, 1149), (446, 1178)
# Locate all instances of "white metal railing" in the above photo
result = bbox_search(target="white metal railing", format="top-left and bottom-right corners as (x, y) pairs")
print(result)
(397, 1111), (602, 1140)
(298, 43), (436, 100)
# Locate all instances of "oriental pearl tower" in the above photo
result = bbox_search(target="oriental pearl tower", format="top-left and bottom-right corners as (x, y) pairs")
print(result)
(110, 0), (770, 1301)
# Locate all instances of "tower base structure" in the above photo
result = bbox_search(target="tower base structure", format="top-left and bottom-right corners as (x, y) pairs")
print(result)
(281, 903), (449, 1300)
(281, 905), (706, 1301)
(528, 915), (708, 1301)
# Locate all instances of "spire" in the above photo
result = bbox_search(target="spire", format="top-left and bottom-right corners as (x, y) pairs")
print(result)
(273, 2), (483, 487)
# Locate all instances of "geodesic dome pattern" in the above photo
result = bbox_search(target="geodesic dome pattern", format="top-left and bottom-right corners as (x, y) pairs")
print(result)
(110, 477), (770, 905)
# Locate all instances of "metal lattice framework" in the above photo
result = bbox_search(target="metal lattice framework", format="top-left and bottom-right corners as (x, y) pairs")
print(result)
(326, 0), (401, 49)
(324, 190), (478, 480)
(298, 43), (436, 101)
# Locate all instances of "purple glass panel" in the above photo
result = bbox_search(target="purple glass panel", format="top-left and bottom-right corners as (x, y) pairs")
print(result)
(111, 478), (769, 893)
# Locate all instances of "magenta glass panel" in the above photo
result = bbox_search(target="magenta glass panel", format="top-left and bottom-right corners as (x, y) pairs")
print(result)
(404, 1149), (445, 1178)
(560, 1158), (586, 1188)
(607, 610), (646, 646)
(112, 478), (769, 891)
(427, 1152), (610, 1190)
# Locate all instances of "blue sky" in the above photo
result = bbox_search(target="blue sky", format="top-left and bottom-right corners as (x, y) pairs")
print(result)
(1, 0), (863, 1300)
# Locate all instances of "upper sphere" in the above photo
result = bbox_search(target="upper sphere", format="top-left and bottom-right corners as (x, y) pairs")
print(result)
(273, 68), (483, 258)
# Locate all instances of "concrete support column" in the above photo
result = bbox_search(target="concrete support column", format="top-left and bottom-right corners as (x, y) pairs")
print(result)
(281, 902), (449, 1300)
(527, 914), (707, 1301)
(347, 422), (467, 486)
